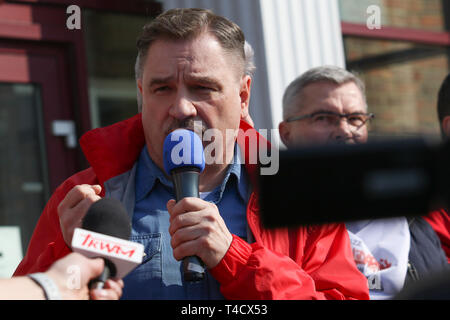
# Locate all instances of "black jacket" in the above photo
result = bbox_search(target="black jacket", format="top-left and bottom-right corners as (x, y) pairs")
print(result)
(405, 216), (449, 285)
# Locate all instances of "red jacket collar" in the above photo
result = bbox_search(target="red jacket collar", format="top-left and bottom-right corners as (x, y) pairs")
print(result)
(79, 114), (145, 184)
(79, 114), (269, 187)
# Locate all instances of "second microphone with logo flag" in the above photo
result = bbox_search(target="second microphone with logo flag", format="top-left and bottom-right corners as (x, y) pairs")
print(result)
(71, 198), (144, 289)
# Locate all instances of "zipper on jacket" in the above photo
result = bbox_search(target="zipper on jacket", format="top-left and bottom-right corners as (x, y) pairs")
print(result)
(407, 217), (420, 282)
(407, 261), (420, 282)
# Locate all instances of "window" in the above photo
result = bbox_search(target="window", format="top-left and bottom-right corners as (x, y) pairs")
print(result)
(339, 0), (450, 138)
(0, 83), (48, 255)
(83, 10), (150, 128)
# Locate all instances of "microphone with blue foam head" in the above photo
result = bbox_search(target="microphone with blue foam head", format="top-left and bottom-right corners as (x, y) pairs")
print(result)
(163, 129), (206, 282)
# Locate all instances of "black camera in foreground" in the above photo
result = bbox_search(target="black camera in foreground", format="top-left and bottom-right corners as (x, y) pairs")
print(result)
(259, 138), (450, 228)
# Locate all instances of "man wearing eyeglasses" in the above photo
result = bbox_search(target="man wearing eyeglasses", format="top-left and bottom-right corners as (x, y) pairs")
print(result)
(278, 66), (373, 147)
(278, 66), (448, 300)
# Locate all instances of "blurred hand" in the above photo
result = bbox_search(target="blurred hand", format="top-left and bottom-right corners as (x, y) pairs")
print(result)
(57, 184), (102, 246)
(45, 252), (123, 300)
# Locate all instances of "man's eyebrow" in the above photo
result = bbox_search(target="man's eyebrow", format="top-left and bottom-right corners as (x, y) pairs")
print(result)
(148, 75), (221, 87)
(188, 75), (221, 87)
(311, 108), (339, 114)
(312, 109), (367, 115)
(148, 76), (174, 87)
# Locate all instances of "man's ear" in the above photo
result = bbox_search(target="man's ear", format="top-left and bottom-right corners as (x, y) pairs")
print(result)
(278, 121), (291, 147)
(240, 75), (252, 119)
(137, 78), (143, 95)
(443, 115), (450, 137)
(136, 78), (144, 112)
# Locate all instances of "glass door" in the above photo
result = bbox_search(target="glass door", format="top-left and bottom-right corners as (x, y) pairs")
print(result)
(0, 41), (82, 271)
(0, 83), (49, 256)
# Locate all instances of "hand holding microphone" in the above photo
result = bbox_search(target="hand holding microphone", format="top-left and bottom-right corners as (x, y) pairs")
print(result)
(56, 185), (134, 298)
(44, 252), (124, 300)
(163, 129), (233, 281)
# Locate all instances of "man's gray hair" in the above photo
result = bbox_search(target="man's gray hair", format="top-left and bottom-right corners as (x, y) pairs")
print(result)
(135, 40), (256, 112)
(135, 55), (143, 112)
(244, 40), (256, 77)
(282, 65), (367, 120)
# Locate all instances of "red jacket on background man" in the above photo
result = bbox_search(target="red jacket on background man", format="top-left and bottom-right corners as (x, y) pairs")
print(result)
(14, 114), (369, 300)
(425, 209), (450, 263)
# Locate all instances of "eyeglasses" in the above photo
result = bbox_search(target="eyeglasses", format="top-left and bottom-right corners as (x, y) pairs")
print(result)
(285, 111), (375, 129)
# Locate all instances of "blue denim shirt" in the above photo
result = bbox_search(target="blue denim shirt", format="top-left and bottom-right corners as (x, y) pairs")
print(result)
(121, 144), (249, 299)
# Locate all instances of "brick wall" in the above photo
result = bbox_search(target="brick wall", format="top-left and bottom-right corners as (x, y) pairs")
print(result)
(340, 0), (445, 31)
(340, 0), (449, 138)
(383, 0), (444, 31)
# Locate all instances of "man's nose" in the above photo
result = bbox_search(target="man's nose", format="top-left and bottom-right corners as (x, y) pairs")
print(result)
(169, 91), (197, 120)
(332, 117), (354, 142)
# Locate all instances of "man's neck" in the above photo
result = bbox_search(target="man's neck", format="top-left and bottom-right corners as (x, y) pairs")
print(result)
(199, 143), (238, 192)
(198, 162), (230, 192)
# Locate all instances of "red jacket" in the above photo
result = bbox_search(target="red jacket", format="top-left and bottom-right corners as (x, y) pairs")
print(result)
(424, 209), (450, 263)
(14, 114), (369, 300)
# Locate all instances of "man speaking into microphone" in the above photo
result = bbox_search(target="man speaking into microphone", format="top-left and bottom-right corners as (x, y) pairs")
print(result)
(13, 8), (368, 300)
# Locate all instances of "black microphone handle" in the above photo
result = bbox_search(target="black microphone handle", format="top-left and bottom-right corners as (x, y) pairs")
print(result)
(171, 168), (206, 282)
(88, 258), (116, 290)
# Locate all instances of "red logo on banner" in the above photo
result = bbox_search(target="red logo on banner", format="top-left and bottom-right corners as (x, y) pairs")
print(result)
(352, 248), (392, 272)
(81, 233), (136, 258)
